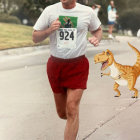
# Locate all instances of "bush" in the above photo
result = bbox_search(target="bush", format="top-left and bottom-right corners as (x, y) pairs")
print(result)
(119, 8), (140, 34)
(0, 14), (21, 24)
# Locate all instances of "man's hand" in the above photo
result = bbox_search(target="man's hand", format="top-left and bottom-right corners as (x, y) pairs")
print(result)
(88, 36), (99, 47)
(50, 18), (61, 32)
(32, 18), (61, 43)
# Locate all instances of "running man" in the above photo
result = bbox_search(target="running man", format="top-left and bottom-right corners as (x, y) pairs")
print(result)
(32, 0), (102, 139)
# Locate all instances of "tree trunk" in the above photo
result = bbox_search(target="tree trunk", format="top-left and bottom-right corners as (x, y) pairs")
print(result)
(3, 0), (8, 13)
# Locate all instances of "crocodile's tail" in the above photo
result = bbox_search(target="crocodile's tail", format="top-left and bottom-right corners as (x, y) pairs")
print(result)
(128, 42), (140, 75)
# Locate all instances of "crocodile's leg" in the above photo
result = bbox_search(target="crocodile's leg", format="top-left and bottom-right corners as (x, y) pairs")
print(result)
(114, 82), (121, 97)
(128, 76), (138, 98)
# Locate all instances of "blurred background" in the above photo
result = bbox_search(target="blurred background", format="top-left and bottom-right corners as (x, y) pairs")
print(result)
(0, 0), (140, 49)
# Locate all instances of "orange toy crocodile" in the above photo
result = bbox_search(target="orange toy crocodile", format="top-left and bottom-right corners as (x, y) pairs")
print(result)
(94, 42), (140, 98)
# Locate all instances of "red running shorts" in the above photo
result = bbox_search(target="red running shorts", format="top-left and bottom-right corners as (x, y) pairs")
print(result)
(47, 55), (89, 94)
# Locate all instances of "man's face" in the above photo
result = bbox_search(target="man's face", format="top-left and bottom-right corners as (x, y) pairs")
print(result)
(60, 0), (75, 5)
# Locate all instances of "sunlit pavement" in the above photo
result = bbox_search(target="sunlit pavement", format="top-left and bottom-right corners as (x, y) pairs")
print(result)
(0, 36), (140, 140)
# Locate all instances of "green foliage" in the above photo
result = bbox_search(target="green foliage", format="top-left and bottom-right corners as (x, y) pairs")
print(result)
(12, 0), (59, 25)
(119, 8), (140, 33)
(0, 0), (26, 14)
(0, 13), (21, 24)
(126, 0), (140, 9)
(2, 0), (140, 28)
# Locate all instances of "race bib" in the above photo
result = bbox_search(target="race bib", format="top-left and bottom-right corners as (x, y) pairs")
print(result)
(57, 16), (78, 49)
(57, 28), (77, 49)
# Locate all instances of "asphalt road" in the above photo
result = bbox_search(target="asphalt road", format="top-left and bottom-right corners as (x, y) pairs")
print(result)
(0, 36), (140, 140)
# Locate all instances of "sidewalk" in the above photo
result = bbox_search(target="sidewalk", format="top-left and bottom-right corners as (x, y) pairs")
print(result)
(0, 36), (139, 71)
(0, 36), (140, 140)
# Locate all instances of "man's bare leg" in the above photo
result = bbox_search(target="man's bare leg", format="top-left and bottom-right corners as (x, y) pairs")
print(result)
(64, 89), (83, 140)
(54, 93), (67, 119)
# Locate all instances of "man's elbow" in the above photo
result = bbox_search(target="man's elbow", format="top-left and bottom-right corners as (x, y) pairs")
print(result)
(32, 36), (38, 43)
(32, 32), (38, 43)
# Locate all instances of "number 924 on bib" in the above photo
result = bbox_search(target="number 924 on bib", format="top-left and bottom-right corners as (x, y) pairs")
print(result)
(57, 28), (77, 49)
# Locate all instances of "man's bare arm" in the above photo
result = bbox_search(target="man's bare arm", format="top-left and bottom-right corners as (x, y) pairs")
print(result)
(88, 26), (102, 46)
(32, 18), (61, 43)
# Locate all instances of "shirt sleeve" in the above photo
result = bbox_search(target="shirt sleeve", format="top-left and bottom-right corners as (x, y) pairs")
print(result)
(33, 7), (49, 31)
(108, 5), (111, 12)
(88, 9), (101, 32)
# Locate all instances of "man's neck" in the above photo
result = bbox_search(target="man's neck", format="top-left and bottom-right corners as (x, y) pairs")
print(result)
(62, 2), (76, 9)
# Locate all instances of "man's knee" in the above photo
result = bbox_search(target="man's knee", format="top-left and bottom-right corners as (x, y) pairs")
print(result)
(57, 109), (67, 120)
(66, 101), (79, 120)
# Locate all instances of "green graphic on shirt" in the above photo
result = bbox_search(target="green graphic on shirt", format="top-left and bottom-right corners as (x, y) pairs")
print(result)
(59, 16), (78, 28)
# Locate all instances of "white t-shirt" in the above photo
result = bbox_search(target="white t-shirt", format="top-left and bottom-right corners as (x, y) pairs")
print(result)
(33, 2), (101, 59)
(108, 8), (117, 22)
